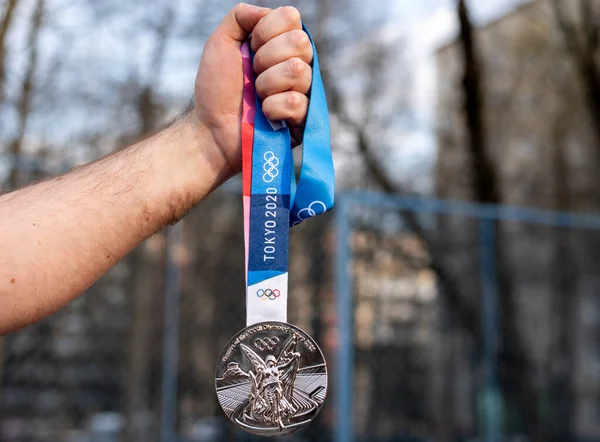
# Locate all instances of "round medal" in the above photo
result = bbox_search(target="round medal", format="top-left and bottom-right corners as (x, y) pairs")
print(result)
(215, 321), (327, 437)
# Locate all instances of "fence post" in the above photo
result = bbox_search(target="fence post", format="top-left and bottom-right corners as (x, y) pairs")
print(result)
(479, 219), (502, 442)
(335, 196), (353, 442)
(161, 222), (183, 442)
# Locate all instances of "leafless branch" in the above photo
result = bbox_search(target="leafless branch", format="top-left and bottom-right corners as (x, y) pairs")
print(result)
(148, 2), (177, 89)
(580, 0), (599, 54)
(552, 0), (583, 57)
(124, 4), (179, 441)
(8, 0), (45, 190)
(326, 64), (481, 341)
(0, 0), (20, 105)
(552, 0), (600, 147)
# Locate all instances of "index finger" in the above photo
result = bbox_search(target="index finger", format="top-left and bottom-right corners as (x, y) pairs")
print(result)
(250, 6), (302, 53)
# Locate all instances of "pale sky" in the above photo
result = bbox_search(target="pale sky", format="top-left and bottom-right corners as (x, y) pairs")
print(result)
(381, 0), (531, 192)
(0, 0), (531, 189)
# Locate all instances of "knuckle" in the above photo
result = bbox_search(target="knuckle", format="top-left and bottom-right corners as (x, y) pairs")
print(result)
(303, 65), (313, 84)
(279, 6), (301, 25)
(288, 29), (310, 50)
(255, 76), (267, 99)
(253, 50), (266, 73)
(287, 92), (303, 110)
(252, 27), (267, 48)
(262, 97), (275, 118)
(232, 3), (244, 15)
(286, 57), (306, 78)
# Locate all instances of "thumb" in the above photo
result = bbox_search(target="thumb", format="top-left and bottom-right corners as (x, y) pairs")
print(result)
(213, 3), (271, 43)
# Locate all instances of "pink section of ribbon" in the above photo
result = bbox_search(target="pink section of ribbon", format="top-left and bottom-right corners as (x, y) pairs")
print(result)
(241, 41), (256, 284)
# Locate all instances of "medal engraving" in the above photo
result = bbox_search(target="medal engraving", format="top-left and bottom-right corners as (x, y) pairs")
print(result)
(216, 322), (327, 437)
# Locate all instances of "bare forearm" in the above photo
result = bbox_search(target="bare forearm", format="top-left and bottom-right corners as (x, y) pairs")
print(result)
(0, 114), (227, 333)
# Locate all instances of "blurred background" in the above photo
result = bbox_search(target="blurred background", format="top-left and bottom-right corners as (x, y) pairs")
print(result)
(1, 0), (600, 441)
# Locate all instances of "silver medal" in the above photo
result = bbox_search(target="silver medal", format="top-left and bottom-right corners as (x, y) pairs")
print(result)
(215, 321), (327, 437)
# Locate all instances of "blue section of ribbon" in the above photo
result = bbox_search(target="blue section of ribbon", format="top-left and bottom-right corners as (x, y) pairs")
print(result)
(248, 193), (290, 273)
(246, 25), (335, 288)
(289, 25), (335, 227)
(247, 55), (292, 285)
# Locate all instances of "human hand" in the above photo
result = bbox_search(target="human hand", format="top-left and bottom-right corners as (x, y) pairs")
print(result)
(191, 4), (314, 177)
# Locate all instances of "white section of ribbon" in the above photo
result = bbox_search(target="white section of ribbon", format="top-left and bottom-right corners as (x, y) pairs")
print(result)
(246, 273), (288, 326)
(267, 119), (287, 131)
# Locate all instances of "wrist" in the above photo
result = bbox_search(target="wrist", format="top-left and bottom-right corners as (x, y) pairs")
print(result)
(138, 111), (234, 226)
(185, 109), (238, 187)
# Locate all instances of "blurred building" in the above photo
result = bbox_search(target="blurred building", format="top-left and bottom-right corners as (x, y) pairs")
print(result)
(346, 226), (440, 440)
(435, 0), (600, 438)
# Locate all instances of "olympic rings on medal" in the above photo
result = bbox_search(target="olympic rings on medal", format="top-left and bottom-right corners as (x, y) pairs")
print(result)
(263, 151), (279, 183)
(293, 201), (327, 226)
(256, 289), (281, 301)
(253, 336), (280, 351)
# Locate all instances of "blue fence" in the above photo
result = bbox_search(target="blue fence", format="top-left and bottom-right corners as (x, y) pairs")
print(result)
(334, 191), (600, 442)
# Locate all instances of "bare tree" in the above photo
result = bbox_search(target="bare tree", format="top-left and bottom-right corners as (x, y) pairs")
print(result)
(457, 0), (500, 204)
(457, 1), (542, 441)
(319, 0), (482, 352)
(312, 1), (485, 438)
(453, 3), (547, 441)
(552, 0), (600, 147)
(123, 3), (178, 441)
(316, 0), (552, 439)
(8, 0), (45, 190)
(0, 0), (20, 105)
(549, 117), (576, 442)
(0, 0), (45, 393)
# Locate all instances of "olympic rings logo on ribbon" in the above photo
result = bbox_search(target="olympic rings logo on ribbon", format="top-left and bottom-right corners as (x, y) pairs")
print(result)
(254, 336), (280, 351)
(256, 289), (281, 301)
(293, 201), (327, 226)
(262, 151), (279, 183)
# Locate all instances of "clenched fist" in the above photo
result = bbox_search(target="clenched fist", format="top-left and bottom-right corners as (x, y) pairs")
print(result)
(192, 3), (313, 176)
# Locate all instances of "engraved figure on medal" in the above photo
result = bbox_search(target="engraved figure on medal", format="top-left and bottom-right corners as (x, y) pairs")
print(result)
(215, 322), (327, 437)
(242, 336), (299, 429)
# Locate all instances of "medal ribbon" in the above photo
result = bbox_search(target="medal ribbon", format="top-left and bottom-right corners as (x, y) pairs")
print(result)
(242, 26), (334, 326)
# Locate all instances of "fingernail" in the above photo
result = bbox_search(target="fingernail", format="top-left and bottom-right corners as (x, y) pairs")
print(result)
(247, 3), (270, 11)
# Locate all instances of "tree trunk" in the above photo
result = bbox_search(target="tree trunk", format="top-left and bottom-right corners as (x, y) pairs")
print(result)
(124, 86), (163, 442)
(456, 0), (500, 204)
(303, 216), (329, 441)
(0, 0), (20, 105)
(124, 3), (176, 435)
(552, 0), (600, 149)
(8, 0), (44, 190)
(456, 1), (542, 440)
(547, 125), (576, 442)
(124, 243), (165, 442)
(0, 0), (44, 393)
